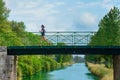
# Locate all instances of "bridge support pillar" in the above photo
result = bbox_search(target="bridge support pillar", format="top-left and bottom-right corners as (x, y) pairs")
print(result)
(0, 46), (17, 80)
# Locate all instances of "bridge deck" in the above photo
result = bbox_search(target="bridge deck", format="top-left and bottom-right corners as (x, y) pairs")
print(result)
(7, 46), (120, 55)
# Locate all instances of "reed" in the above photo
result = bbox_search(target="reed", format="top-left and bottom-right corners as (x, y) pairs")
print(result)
(87, 62), (113, 80)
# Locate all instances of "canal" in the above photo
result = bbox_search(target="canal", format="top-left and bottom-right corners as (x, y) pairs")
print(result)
(23, 63), (99, 80)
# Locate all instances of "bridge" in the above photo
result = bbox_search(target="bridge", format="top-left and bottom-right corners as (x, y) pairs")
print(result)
(6, 31), (120, 55)
(43, 31), (94, 45)
(7, 46), (120, 55)
(0, 31), (120, 80)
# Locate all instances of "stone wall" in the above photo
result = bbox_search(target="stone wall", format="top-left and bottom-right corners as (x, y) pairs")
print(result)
(0, 46), (17, 80)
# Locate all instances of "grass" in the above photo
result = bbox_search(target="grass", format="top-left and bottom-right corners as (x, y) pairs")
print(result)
(87, 62), (113, 80)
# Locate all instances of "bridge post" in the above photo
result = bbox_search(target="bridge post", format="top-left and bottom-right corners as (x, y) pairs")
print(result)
(0, 46), (17, 80)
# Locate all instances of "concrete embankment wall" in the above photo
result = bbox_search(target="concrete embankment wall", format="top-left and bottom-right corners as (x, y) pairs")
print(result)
(0, 46), (17, 80)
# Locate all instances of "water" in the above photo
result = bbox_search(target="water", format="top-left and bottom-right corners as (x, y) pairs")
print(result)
(23, 63), (99, 80)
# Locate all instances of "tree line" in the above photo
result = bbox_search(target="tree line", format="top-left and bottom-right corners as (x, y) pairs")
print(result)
(85, 6), (120, 80)
(85, 7), (120, 68)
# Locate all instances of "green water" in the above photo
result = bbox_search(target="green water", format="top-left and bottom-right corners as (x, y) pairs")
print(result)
(23, 63), (99, 80)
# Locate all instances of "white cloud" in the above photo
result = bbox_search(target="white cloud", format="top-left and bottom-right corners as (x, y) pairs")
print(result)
(80, 12), (97, 26)
(4, 0), (61, 32)
(22, 1), (39, 9)
(43, 4), (55, 9)
(100, 0), (119, 10)
(103, 0), (111, 3)
(55, 2), (65, 6)
(76, 0), (117, 10)
(4, 0), (119, 32)
(101, 0), (113, 10)
(76, 1), (100, 8)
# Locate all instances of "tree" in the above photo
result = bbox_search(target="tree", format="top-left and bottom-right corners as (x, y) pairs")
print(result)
(98, 7), (120, 80)
(73, 56), (84, 63)
(10, 21), (25, 33)
(89, 7), (120, 80)
(0, 0), (10, 23)
(0, 0), (11, 32)
(55, 42), (73, 63)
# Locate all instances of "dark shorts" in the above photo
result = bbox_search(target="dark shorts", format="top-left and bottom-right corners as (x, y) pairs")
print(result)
(41, 32), (45, 36)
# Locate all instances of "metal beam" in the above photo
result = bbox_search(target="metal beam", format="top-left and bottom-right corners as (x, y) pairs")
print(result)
(7, 46), (120, 55)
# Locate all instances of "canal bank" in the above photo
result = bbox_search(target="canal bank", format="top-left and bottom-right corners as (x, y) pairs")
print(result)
(22, 63), (99, 80)
(87, 62), (113, 80)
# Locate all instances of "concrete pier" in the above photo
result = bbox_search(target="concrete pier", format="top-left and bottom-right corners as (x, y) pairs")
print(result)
(0, 46), (17, 80)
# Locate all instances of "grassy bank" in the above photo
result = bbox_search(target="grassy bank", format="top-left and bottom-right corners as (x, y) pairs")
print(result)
(17, 55), (74, 80)
(87, 62), (113, 80)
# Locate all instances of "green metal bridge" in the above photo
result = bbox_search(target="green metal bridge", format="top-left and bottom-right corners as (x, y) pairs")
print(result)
(6, 31), (120, 55)
(44, 31), (94, 45)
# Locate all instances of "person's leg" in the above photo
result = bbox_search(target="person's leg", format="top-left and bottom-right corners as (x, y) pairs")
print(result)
(42, 32), (46, 40)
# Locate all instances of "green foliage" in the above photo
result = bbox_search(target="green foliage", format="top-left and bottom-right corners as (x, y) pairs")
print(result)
(0, 21), (11, 32)
(0, 32), (23, 46)
(18, 56), (42, 76)
(18, 62), (34, 76)
(55, 42), (73, 63)
(86, 7), (120, 68)
(18, 55), (58, 76)
(0, 0), (73, 78)
(0, 0), (10, 23)
(17, 42), (73, 77)
(89, 7), (120, 46)
(17, 65), (22, 77)
(10, 21), (25, 33)
(0, 1), (24, 46)
(56, 54), (72, 63)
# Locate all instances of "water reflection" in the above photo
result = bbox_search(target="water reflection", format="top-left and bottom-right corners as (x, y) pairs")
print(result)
(23, 63), (99, 80)
(23, 72), (50, 80)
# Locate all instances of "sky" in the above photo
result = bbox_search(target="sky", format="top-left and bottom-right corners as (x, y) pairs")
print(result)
(3, 0), (120, 32)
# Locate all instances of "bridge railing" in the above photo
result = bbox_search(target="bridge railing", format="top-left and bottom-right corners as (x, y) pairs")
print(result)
(44, 31), (95, 45)
(0, 31), (96, 46)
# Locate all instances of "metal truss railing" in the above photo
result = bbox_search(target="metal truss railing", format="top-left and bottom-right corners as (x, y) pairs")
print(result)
(44, 32), (95, 45)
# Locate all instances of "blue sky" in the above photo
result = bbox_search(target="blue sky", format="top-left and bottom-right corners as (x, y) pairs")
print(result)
(4, 0), (120, 32)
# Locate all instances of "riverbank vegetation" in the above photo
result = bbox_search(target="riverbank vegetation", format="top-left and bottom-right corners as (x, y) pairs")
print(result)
(85, 7), (120, 79)
(0, 0), (73, 80)
(17, 55), (73, 77)
(87, 62), (113, 80)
